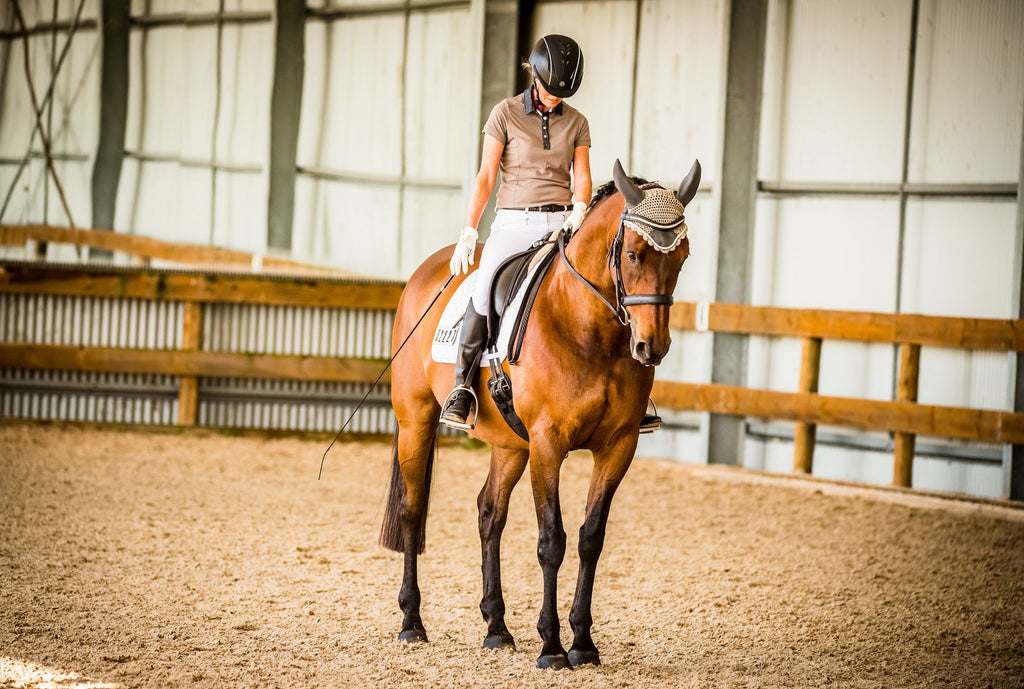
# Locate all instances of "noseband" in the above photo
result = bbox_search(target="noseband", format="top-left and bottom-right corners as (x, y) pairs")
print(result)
(558, 207), (681, 327)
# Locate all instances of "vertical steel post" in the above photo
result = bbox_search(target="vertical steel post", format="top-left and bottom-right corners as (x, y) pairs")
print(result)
(707, 0), (767, 465)
(475, 0), (519, 239)
(266, 0), (305, 251)
(91, 0), (130, 232)
(1006, 82), (1024, 501)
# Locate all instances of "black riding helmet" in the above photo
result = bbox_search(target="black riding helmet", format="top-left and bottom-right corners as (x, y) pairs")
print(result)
(529, 34), (584, 98)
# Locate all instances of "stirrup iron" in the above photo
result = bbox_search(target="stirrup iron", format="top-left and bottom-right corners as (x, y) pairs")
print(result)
(639, 397), (662, 434)
(440, 385), (480, 430)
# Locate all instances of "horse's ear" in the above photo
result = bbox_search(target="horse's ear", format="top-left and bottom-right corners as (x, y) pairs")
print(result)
(676, 159), (701, 206)
(613, 159), (645, 208)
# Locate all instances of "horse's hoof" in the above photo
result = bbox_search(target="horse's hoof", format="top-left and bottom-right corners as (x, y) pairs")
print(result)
(397, 629), (428, 644)
(482, 633), (515, 650)
(568, 649), (601, 667)
(536, 654), (572, 670)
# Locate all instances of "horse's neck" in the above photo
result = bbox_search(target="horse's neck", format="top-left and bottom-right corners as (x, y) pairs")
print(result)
(547, 216), (630, 351)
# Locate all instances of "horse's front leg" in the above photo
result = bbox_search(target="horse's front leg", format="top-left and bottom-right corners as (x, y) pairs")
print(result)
(529, 433), (571, 670)
(568, 432), (638, 667)
(478, 446), (528, 650)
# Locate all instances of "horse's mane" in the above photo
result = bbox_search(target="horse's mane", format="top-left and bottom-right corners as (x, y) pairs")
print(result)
(587, 176), (654, 211)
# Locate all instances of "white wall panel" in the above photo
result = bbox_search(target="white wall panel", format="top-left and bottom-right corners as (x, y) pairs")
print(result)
(42, 159), (91, 224)
(311, 15), (404, 174)
(748, 197), (898, 401)
(291, 175), (324, 264)
(672, 195), (715, 302)
(404, 8), (473, 181)
(16, 0), (98, 24)
(632, 0), (725, 184)
(902, 199), (1015, 411)
(0, 25), (98, 228)
(224, 0), (273, 11)
(121, 160), (181, 241)
(140, 0), (221, 14)
(176, 165), (214, 244)
(0, 39), (35, 158)
(531, 1), (636, 186)
(0, 160), (46, 223)
(133, 26), (188, 156)
(902, 199), (1017, 319)
(215, 23), (272, 166)
(294, 177), (401, 277)
(399, 186), (463, 277)
(213, 170), (266, 253)
(913, 455), (1003, 498)
(178, 26), (219, 159)
(50, 30), (100, 157)
(315, 0), (402, 7)
(761, 0), (912, 182)
(0, 30), (101, 158)
(908, 0), (1024, 183)
(296, 21), (329, 168)
(755, 197), (899, 310)
(113, 157), (141, 231)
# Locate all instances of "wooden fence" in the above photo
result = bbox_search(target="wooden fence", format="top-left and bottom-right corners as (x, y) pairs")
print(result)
(2, 225), (1023, 491)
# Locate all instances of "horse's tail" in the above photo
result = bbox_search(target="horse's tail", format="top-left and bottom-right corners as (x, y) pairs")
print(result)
(378, 424), (435, 554)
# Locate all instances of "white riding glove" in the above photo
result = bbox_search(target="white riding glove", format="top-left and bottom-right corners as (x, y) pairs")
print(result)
(562, 201), (588, 233)
(449, 226), (479, 275)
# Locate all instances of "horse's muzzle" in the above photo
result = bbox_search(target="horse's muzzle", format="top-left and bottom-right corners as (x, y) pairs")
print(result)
(631, 338), (665, 367)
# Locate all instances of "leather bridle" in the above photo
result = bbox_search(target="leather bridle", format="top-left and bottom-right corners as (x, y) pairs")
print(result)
(558, 209), (681, 327)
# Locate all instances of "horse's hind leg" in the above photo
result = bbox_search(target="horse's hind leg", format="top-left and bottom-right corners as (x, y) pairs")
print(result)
(477, 446), (528, 650)
(380, 411), (440, 643)
(567, 433), (638, 667)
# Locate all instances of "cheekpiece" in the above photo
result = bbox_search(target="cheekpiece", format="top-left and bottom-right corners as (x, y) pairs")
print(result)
(622, 184), (688, 253)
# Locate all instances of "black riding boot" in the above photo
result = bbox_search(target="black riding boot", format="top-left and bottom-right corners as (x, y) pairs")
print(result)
(440, 302), (489, 429)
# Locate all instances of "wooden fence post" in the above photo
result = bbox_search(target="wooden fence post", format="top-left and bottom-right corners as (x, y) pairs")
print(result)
(178, 301), (202, 425)
(792, 336), (822, 473)
(893, 342), (921, 487)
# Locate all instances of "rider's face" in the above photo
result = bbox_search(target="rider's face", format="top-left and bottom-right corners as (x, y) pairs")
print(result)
(533, 79), (563, 110)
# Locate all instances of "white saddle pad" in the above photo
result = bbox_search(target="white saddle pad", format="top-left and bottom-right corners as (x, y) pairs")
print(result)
(430, 268), (537, 365)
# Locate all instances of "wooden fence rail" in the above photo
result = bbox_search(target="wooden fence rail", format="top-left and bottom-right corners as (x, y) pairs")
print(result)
(2, 260), (1022, 491)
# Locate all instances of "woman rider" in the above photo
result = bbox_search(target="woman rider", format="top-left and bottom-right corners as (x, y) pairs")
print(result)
(441, 34), (591, 429)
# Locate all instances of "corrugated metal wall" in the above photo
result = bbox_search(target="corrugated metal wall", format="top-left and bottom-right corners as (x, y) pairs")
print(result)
(114, 1), (273, 253)
(747, 0), (1024, 498)
(1, 0), (1022, 497)
(0, 269), (397, 433)
(293, 1), (475, 278)
(0, 0), (99, 242)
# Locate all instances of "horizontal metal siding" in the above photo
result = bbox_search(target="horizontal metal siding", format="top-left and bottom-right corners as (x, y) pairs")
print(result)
(199, 378), (394, 433)
(1, 368), (178, 424)
(0, 290), (397, 431)
(0, 293), (183, 347)
(202, 303), (393, 357)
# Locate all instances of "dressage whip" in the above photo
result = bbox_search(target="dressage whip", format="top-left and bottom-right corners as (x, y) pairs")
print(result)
(318, 274), (454, 480)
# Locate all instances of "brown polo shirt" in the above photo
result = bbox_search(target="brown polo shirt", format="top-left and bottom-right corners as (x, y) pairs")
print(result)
(483, 87), (591, 209)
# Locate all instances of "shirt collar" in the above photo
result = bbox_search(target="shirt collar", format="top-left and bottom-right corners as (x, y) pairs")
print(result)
(522, 86), (563, 116)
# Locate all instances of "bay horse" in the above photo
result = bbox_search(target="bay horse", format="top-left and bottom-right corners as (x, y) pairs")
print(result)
(380, 158), (701, 670)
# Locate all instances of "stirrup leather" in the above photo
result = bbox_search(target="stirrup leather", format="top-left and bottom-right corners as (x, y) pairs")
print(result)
(440, 385), (480, 430)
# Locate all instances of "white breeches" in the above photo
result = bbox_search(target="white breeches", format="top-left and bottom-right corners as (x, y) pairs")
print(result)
(471, 209), (570, 316)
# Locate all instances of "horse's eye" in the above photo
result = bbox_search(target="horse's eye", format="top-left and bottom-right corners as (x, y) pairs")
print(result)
(626, 251), (639, 264)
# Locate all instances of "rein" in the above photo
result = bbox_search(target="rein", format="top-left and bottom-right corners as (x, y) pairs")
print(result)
(557, 210), (675, 326)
